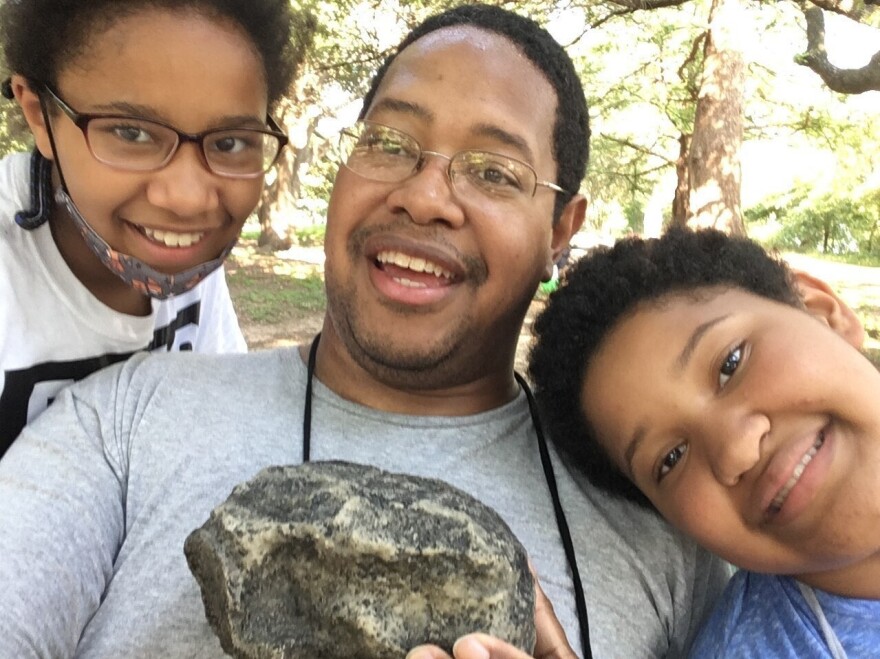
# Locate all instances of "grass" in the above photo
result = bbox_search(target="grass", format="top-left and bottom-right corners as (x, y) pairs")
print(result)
(232, 272), (325, 323)
(792, 250), (880, 268)
(225, 240), (326, 332)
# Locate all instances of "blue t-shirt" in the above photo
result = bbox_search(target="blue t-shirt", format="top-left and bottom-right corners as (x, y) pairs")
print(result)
(690, 570), (880, 657)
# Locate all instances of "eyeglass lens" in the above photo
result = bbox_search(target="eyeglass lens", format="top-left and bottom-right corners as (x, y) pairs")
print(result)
(340, 123), (539, 199)
(85, 117), (282, 176)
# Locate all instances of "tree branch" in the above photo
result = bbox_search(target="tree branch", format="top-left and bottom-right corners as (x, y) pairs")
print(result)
(807, 0), (868, 21)
(606, 0), (692, 9)
(598, 134), (677, 165)
(795, 5), (880, 93)
(592, 0), (691, 29)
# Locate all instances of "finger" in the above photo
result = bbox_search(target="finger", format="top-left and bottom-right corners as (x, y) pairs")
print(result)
(532, 576), (578, 659)
(406, 646), (453, 659)
(452, 633), (524, 659)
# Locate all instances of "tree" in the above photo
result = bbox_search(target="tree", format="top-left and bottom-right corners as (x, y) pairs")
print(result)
(574, 0), (878, 236)
(796, 2), (880, 94)
(686, 0), (745, 233)
(605, 0), (880, 93)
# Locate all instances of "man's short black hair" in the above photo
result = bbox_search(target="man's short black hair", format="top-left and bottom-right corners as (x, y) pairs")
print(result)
(528, 227), (801, 509)
(359, 4), (589, 223)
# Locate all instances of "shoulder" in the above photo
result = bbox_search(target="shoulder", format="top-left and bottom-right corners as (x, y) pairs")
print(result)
(555, 462), (731, 656)
(69, 348), (300, 407)
(561, 461), (710, 562)
(0, 152), (34, 236)
(690, 572), (808, 657)
(150, 266), (245, 353)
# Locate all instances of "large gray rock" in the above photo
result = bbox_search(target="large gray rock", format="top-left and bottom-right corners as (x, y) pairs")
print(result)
(184, 461), (535, 659)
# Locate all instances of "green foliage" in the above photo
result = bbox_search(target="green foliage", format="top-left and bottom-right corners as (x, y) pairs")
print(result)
(293, 223), (326, 246)
(751, 189), (880, 261)
(623, 198), (646, 234)
(0, 102), (31, 156)
(0, 49), (33, 157)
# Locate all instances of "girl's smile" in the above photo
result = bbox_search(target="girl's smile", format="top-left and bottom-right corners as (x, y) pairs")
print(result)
(582, 281), (880, 597)
(21, 9), (269, 307)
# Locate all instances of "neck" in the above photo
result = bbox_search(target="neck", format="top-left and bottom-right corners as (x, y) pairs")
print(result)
(50, 196), (152, 317)
(303, 321), (521, 417)
(799, 554), (880, 599)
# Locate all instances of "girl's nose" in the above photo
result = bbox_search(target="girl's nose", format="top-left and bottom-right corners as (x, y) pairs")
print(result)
(707, 410), (769, 487)
(145, 143), (221, 218)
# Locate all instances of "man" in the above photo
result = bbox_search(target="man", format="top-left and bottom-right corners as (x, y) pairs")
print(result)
(0, 5), (728, 657)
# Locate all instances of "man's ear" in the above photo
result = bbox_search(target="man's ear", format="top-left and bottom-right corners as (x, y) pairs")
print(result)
(543, 194), (587, 282)
(10, 75), (54, 160)
(793, 270), (864, 349)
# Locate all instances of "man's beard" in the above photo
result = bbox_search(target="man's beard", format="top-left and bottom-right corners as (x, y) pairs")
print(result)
(323, 272), (473, 391)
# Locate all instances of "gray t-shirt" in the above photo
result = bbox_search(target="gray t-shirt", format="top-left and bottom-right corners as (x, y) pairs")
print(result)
(0, 349), (729, 658)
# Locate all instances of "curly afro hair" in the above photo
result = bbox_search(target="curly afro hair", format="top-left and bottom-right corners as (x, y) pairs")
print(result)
(528, 227), (802, 510)
(358, 4), (589, 224)
(1, 0), (312, 108)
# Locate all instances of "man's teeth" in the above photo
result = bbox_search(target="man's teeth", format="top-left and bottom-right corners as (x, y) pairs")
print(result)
(142, 227), (205, 248)
(769, 432), (825, 514)
(376, 251), (453, 280)
(396, 277), (427, 289)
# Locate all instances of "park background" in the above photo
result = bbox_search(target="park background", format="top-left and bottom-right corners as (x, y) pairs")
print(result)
(1, 0), (877, 363)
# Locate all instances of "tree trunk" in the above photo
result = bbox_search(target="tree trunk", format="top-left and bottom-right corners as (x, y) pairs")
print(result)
(257, 163), (293, 251)
(256, 103), (318, 251)
(687, 0), (746, 236)
(671, 133), (691, 228)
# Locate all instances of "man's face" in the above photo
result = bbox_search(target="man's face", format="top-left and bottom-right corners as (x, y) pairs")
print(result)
(324, 26), (579, 389)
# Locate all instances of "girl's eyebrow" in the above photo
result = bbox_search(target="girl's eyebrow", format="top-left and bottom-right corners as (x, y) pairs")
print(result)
(675, 314), (731, 373)
(624, 425), (647, 481)
(624, 313), (733, 480)
(90, 102), (266, 129)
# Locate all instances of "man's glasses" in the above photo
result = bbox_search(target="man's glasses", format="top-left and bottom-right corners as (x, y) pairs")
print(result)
(338, 121), (569, 203)
(41, 85), (288, 179)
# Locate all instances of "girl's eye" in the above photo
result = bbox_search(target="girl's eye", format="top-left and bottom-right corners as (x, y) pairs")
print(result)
(212, 136), (252, 154)
(112, 125), (152, 143)
(718, 342), (744, 389)
(657, 443), (687, 482)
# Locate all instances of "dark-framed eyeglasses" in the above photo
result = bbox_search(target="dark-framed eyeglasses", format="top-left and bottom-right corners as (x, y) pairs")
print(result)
(40, 84), (288, 179)
(337, 121), (569, 202)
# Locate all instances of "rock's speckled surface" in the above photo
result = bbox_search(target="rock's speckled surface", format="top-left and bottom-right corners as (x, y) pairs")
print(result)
(184, 461), (535, 659)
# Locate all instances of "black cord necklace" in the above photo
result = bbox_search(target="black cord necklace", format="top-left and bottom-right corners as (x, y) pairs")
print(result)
(302, 333), (592, 657)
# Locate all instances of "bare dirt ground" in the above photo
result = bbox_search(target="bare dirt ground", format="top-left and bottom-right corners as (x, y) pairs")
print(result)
(226, 242), (879, 371)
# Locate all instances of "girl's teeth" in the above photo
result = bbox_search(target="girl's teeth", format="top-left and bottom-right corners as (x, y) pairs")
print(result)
(142, 227), (205, 248)
(768, 432), (825, 514)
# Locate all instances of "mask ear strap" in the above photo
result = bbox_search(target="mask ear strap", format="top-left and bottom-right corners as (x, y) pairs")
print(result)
(36, 87), (70, 192)
(15, 150), (53, 230)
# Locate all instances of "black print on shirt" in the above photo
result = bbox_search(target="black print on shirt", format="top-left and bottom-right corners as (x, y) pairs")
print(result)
(0, 302), (202, 456)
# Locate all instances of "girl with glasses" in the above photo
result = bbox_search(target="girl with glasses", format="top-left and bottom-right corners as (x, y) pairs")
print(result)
(0, 0), (305, 451)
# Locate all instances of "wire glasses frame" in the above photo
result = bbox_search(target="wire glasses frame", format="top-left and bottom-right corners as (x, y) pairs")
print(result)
(338, 121), (570, 201)
(40, 84), (288, 179)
